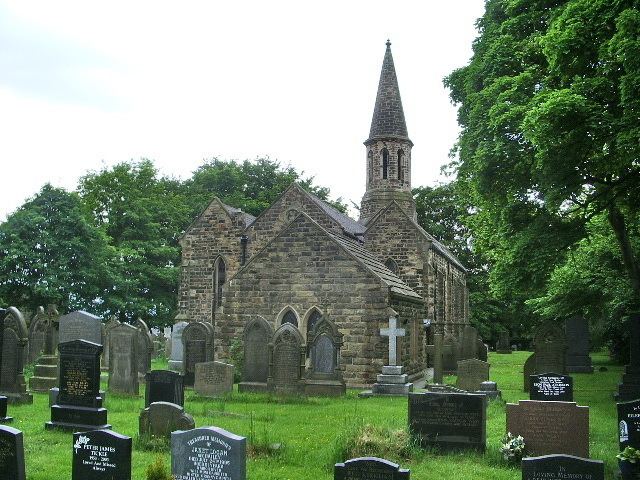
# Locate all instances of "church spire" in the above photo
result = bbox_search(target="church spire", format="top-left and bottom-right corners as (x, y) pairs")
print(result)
(368, 40), (409, 141)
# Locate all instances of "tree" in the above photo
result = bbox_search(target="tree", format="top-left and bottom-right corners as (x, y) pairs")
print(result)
(0, 184), (112, 313)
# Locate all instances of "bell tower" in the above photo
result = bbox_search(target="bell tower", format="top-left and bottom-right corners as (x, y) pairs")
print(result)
(360, 40), (416, 225)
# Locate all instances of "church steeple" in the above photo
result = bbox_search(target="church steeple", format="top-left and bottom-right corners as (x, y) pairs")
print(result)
(360, 41), (415, 225)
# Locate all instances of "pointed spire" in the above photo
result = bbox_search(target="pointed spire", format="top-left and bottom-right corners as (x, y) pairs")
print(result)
(368, 40), (409, 140)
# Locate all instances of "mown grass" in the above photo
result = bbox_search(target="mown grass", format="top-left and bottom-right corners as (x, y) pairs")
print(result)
(10, 352), (621, 479)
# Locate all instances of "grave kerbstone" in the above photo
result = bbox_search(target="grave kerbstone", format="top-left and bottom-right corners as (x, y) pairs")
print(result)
(194, 361), (234, 397)
(108, 323), (139, 395)
(618, 399), (640, 450)
(0, 396), (12, 423)
(139, 401), (194, 438)
(0, 308), (32, 404)
(145, 370), (184, 407)
(72, 429), (131, 480)
(530, 373), (573, 402)
(171, 426), (246, 480)
(506, 400), (589, 457)
(456, 358), (489, 392)
(334, 457), (410, 480)
(58, 311), (102, 345)
(616, 314), (640, 402)
(522, 455), (603, 480)
(267, 323), (305, 395)
(564, 316), (594, 373)
(408, 392), (486, 451)
(497, 331), (512, 354)
(305, 317), (346, 396)
(182, 321), (214, 387)
(0, 424), (25, 480)
(239, 317), (273, 393)
(168, 318), (188, 372)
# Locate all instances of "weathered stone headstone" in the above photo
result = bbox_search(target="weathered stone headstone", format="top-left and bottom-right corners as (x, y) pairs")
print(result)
(305, 317), (345, 396)
(533, 322), (566, 375)
(102, 317), (120, 371)
(477, 339), (488, 362)
(58, 310), (103, 345)
(171, 426), (246, 480)
(182, 321), (214, 386)
(523, 353), (536, 393)
(618, 399), (640, 450)
(72, 429), (132, 480)
(268, 323), (305, 395)
(372, 316), (413, 395)
(239, 317), (273, 393)
(442, 334), (458, 374)
(168, 318), (188, 372)
(139, 401), (194, 438)
(497, 331), (511, 354)
(616, 314), (640, 402)
(522, 455), (604, 480)
(506, 400), (589, 457)
(334, 457), (410, 480)
(27, 307), (47, 364)
(0, 396), (12, 423)
(145, 370), (184, 407)
(0, 308), (32, 404)
(136, 318), (153, 379)
(29, 305), (60, 393)
(565, 316), (593, 373)
(0, 425), (25, 480)
(46, 340), (110, 431)
(108, 323), (139, 395)
(458, 325), (480, 361)
(194, 361), (234, 397)
(408, 392), (486, 451)
(530, 373), (573, 402)
(426, 333), (445, 384)
(455, 359), (489, 392)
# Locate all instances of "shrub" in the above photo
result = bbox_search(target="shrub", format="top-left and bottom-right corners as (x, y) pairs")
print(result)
(146, 456), (174, 480)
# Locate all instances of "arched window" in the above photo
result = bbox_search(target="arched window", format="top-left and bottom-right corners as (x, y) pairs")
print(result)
(397, 149), (404, 182)
(213, 257), (226, 313)
(384, 258), (399, 275)
(382, 148), (389, 180)
(306, 309), (323, 338)
(282, 310), (298, 328)
(367, 150), (373, 185)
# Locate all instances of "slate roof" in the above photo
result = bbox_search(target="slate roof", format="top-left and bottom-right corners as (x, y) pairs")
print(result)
(222, 204), (256, 228)
(307, 191), (366, 238)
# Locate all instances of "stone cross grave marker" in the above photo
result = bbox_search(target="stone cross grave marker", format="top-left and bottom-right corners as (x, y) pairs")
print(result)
(108, 323), (139, 396)
(618, 398), (640, 450)
(530, 373), (573, 402)
(522, 454), (604, 480)
(408, 391), (486, 452)
(145, 370), (184, 407)
(616, 313), (640, 402)
(506, 400), (589, 457)
(72, 429), (132, 480)
(380, 317), (404, 367)
(0, 424), (25, 480)
(58, 310), (102, 345)
(334, 457), (410, 480)
(171, 426), (246, 480)
(194, 361), (234, 398)
(456, 359), (489, 392)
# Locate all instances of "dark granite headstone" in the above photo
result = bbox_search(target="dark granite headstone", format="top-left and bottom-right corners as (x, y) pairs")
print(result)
(108, 323), (139, 395)
(145, 370), (184, 407)
(530, 373), (574, 402)
(0, 425), (25, 480)
(618, 399), (640, 450)
(564, 317), (593, 373)
(334, 457), (410, 480)
(72, 429), (131, 480)
(523, 353), (536, 393)
(46, 340), (110, 431)
(182, 322), (214, 387)
(58, 311), (102, 345)
(506, 400), (589, 457)
(239, 317), (273, 393)
(0, 396), (12, 423)
(522, 455), (604, 480)
(616, 314), (640, 402)
(171, 426), (246, 480)
(268, 324), (304, 395)
(408, 392), (486, 451)
(534, 322), (566, 375)
(456, 359), (489, 392)
(139, 401), (195, 438)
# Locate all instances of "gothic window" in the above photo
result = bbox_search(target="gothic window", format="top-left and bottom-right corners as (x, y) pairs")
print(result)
(382, 148), (389, 180)
(282, 309), (298, 327)
(384, 258), (399, 275)
(367, 150), (373, 184)
(306, 309), (323, 338)
(397, 149), (404, 182)
(213, 257), (226, 313)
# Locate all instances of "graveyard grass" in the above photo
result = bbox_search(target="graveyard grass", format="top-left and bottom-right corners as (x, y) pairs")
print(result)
(15, 352), (619, 479)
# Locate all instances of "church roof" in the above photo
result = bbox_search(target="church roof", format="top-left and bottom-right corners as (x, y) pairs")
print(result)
(307, 191), (366, 238)
(368, 41), (409, 141)
(222, 203), (256, 228)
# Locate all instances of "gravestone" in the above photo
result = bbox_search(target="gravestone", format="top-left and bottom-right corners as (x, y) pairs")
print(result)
(168, 318), (188, 372)
(533, 322), (566, 375)
(477, 339), (488, 362)
(0, 425), (25, 480)
(530, 373), (573, 402)
(0, 308), (32, 404)
(456, 359), (489, 392)
(523, 353), (536, 393)
(102, 317), (120, 371)
(616, 314), (640, 402)
(497, 331), (512, 354)
(27, 307), (47, 364)
(442, 334), (458, 374)
(372, 316), (413, 395)
(0, 396), (12, 423)
(182, 321), (214, 386)
(239, 317), (273, 393)
(305, 317), (346, 396)
(565, 316), (594, 373)
(136, 318), (153, 379)
(194, 361), (234, 397)
(268, 323), (305, 394)
(506, 400), (589, 457)
(408, 392), (486, 451)
(46, 340), (110, 431)
(58, 310), (103, 345)
(458, 325), (480, 361)
(171, 426), (246, 480)
(139, 401), (194, 438)
(145, 370), (184, 407)
(522, 455), (604, 480)
(107, 323), (139, 395)
(334, 457), (410, 480)
(618, 399), (640, 449)
(29, 305), (60, 392)
(72, 429), (132, 480)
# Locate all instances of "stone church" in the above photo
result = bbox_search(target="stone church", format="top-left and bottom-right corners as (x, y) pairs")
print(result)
(177, 42), (469, 388)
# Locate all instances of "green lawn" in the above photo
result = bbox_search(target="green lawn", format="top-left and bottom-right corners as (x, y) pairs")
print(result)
(10, 352), (621, 479)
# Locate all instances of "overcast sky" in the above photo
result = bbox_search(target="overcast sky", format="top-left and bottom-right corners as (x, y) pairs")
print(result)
(0, 1), (486, 221)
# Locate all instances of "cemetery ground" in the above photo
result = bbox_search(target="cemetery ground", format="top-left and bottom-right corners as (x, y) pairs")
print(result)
(15, 352), (619, 479)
